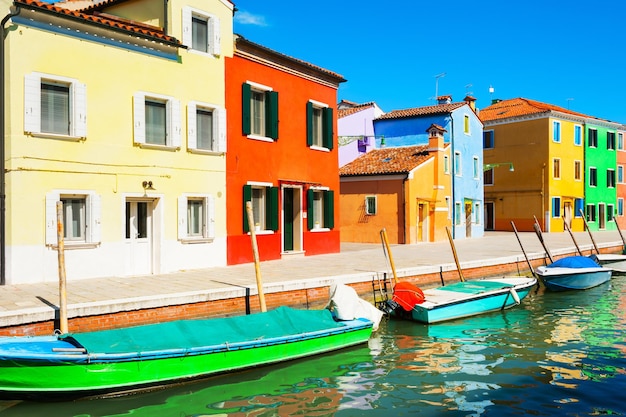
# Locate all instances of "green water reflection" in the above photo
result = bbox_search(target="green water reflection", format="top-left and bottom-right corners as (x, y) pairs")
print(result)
(2, 279), (626, 416)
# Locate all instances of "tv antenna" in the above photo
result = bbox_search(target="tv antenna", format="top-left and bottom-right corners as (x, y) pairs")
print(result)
(434, 72), (446, 101)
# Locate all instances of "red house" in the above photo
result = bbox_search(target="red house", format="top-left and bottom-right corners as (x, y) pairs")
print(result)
(225, 35), (346, 264)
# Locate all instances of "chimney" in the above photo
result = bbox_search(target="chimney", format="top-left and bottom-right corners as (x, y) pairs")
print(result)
(427, 124), (447, 188)
(437, 95), (452, 105)
(464, 95), (477, 111)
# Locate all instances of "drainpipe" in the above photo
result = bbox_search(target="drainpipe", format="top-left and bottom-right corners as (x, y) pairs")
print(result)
(449, 115), (455, 238)
(1, 5), (21, 285)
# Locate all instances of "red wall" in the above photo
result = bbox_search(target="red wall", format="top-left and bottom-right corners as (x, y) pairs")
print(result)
(225, 48), (341, 264)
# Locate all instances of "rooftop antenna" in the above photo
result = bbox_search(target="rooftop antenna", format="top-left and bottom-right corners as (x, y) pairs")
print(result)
(465, 83), (473, 96)
(566, 98), (574, 109)
(434, 72), (446, 102)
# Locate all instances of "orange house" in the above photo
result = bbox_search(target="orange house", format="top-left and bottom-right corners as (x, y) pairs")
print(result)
(340, 125), (452, 244)
(225, 35), (346, 264)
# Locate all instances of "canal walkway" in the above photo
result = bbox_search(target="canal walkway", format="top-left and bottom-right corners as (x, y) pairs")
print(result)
(0, 230), (624, 329)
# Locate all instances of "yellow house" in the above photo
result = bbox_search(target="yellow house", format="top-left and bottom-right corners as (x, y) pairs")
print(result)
(1, 0), (233, 284)
(339, 125), (452, 244)
(480, 98), (586, 232)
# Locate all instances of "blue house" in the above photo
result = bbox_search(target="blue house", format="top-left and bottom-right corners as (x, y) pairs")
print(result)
(373, 96), (484, 239)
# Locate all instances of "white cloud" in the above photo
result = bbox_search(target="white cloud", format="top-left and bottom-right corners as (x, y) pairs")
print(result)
(234, 11), (269, 26)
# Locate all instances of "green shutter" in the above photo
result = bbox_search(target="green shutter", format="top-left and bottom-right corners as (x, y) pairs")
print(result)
(266, 90), (279, 139)
(267, 186), (279, 231)
(243, 185), (252, 233)
(306, 101), (314, 146)
(322, 107), (334, 150)
(307, 188), (314, 230)
(242, 83), (251, 136)
(324, 190), (334, 229)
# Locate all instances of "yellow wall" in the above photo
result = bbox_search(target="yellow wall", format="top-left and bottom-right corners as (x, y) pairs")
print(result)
(3, 0), (234, 283)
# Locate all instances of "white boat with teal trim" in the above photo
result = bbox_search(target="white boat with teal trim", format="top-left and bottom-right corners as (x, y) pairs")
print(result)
(385, 277), (537, 324)
(535, 256), (612, 291)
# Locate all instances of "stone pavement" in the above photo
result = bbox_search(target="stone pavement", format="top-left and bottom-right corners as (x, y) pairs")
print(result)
(0, 230), (624, 328)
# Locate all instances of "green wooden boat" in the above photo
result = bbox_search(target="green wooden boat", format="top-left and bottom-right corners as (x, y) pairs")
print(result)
(0, 306), (373, 400)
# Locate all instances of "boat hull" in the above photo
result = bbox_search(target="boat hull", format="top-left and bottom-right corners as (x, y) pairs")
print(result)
(393, 277), (536, 324)
(535, 266), (612, 291)
(0, 308), (373, 399)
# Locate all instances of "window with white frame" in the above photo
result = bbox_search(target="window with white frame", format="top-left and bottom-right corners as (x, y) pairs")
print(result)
(187, 101), (226, 153)
(455, 202), (462, 225)
(454, 151), (462, 176)
(589, 167), (597, 187)
(553, 158), (561, 179)
(607, 169), (616, 188)
(586, 204), (597, 222)
(178, 195), (215, 241)
(307, 187), (334, 230)
(552, 197), (561, 218)
(552, 121), (561, 143)
(45, 191), (101, 246)
(574, 125), (582, 146)
(608, 132), (616, 150)
(182, 7), (221, 56)
(243, 184), (278, 232)
(574, 160), (582, 181)
(443, 155), (450, 174)
(619, 198), (624, 216)
(445, 196), (451, 219)
(483, 130), (494, 148)
(619, 132), (624, 150)
(242, 82), (278, 140)
(306, 100), (333, 150)
(619, 165), (624, 183)
(588, 128), (598, 147)
(473, 156), (480, 179)
(365, 195), (377, 215)
(484, 168), (494, 186)
(474, 202), (480, 225)
(608, 204), (615, 222)
(133, 92), (181, 148)
(463, 114), (470, 134)
(24, 73), (86, 139)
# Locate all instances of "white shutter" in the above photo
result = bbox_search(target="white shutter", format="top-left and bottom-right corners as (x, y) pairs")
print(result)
(215, 107), (227, 153)
(24, 74), (41, 134)
(209, 17), (221, 56)
(88, 193), (101, 243)
(181, 7), (192, 48)
(178, 196), (187, 240)
(133, 93), (145, 144)
(170, 99), (182, 148)
(45, 193), (59, 245)
(187, 102), (197, 150)
(206, 195), (215, 239)
(73, 82), (87, 138)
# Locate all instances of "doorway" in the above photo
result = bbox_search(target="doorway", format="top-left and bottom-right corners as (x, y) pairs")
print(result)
(125, 199), (153, 275)
(484, 201), (495, 230)
(282, 186), (302, 253)
(417, 203), (428, 242)
(599, 203), (606, 229)
(465, 202), (472, 238)
(563, 201), (572, 229)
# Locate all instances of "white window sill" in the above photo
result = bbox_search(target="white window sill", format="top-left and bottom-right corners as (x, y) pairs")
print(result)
(310, 227), (330, 232)
(247, 134), (274, 143)
(28, 132), (84, 142)
(49, 242), (100, 250)
(181, 237), (215, 244)
(138, 143), (179, 151)
(309, 145), (330, 152)
(188, 148), (223, 156)
(187, 49), (219, 58)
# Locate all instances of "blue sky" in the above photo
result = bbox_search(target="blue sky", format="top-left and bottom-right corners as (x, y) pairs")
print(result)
(233, 0), (626, 124)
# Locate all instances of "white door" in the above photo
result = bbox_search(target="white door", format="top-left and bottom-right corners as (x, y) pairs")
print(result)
(125, 200), (152, 275)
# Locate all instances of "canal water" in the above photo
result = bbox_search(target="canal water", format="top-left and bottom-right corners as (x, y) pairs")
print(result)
(1, 276), (625, 416)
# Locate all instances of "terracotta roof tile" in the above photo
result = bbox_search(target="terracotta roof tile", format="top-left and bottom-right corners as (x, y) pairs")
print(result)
(338, 102), (376, 119)
(376, 102), (466, 120)
(339, 145), (434, 176)
(16, 0), (180, 44)
(479, 97), (589, 122)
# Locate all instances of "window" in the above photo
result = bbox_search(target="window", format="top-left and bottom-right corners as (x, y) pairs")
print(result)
(473, 156), (480, 179)
(178, 195), (215, 240)
(552, 197), (561, 218)
(133, 92), (181, 148)
(307, 188), (334, 230)
(242, 82), (278, 140)
(586, 204), (597, 222)
(574, 198), (584, 217)
(24, 73), (86, 139)
(619, 198), (624, 216)
(454, 152), (462, 176)
(574, 125), (582, 146)
(455, 202), (462, 225)
(619, 132), (624, 150)
(187, 102), (226, 152)
(552, 121), (561, 143)
(445, 196), (451, 219)
(483, 130), (494, 148)
(182, 7), (221, 56)
(365, 196), (377, 215)
(243, 184), (279, 233)
(589, 167), (597, 187)
(588, 129), (598, 147)
(553, 158), (561, 179)
(619, 165), (624, 183)
(306, 100), (333, 150)
(607, 169), (616, 188)
(463, 115), (470, 134)
(608, 204), (615, 222)
(574, 160), (582, 181)
(474, 202), (480, 225)
(45, 192), (101, 246)
(443, 155), (450, 174)
(484, 168), (494, 186)
(607, 132), (616, 150)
